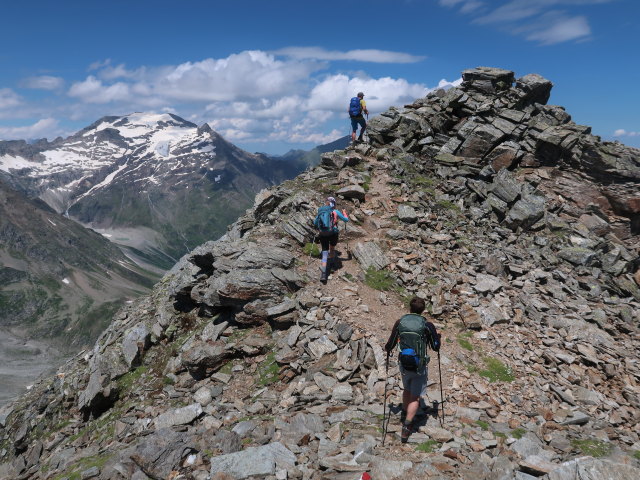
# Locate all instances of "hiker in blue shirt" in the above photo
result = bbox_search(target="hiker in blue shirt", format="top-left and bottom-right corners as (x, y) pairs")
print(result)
(314, 196), (349, 283)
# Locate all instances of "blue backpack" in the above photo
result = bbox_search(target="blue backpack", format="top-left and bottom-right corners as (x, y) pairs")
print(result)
(349, 97), (362, 117)
(314, 205), (335, 234)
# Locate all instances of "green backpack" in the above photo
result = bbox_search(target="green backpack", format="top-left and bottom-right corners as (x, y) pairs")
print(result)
(397, 314), (429, 371)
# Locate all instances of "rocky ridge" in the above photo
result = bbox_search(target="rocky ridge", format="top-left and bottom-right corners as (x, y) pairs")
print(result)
(1, 67), (639, 480)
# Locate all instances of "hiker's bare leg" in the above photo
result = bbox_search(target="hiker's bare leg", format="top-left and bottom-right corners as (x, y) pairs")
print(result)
(403, 391), (420, 423)
(329, 245), (337, 262)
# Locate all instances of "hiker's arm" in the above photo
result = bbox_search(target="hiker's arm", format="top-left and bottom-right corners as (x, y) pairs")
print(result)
(335, 210), (349, 222)
(361, 99), (368, 116)
(425, 322), (441, 352)
(384, 320), (400, 354)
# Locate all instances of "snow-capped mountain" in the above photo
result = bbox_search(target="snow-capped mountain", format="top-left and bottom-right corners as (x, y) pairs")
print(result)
(0, 113), (305, 268)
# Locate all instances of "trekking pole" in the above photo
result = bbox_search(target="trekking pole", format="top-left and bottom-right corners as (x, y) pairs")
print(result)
(437, 350), (445, 426)
(381, 352), (390, 446)
(343, 221), (351, 260)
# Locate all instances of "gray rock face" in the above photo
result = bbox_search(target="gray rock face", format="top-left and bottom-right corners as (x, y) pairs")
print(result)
(397, 204), (418, 223)
(154, 403), (202, 429)
(181, 341), (229, 376)
(557, 247), (598, 266)
(336, 184), (366, 201)
(209, 442), (296, 479)
(505, 194), (546, 230)
(353, 241), (390, 271)
(122, 323), (150, 368)
(109, 429), (198, 480)
(461, 67), (515, 93)
(545, 457), (640, 480)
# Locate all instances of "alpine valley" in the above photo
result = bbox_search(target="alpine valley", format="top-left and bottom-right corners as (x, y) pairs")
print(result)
(0, 113), (346, 404)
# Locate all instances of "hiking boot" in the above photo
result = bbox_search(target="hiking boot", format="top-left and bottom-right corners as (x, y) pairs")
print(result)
(320, 268), (328, 283)
(400, 422), (413, 443)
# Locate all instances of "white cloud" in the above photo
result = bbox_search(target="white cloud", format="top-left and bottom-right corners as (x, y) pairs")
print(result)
(306, 74), (429, 113)
(98, 63), (142, 80)
(0, 88), (22, 109)
(525, 14), (591, 45)
(439, 0), (484, 13)
(272, 47), (425, 64)
(88, 59), (112, 71)
(10, 49), (447, 148)
(441, 0), (614, 44)
(0, 118), (60, 140)
(614, 129), (640, 137)
(68, 76), (131, 103)
(21, 75), (65, 90)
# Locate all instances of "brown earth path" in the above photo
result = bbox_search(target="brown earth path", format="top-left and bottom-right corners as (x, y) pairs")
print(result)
(294, 153), (469, 450)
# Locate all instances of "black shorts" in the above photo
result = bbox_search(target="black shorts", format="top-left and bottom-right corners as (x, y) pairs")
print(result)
(319, 232), (339, 250)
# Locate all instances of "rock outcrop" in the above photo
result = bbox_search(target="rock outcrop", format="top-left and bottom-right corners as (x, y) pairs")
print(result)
(1, 67), (639, 480)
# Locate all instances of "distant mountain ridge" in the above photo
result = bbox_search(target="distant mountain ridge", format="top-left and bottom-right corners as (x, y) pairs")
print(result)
(0, 113), (312, 269)
(0, 177), (155, 347)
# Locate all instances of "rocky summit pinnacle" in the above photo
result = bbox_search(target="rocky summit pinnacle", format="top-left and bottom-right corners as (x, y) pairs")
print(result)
(1, 67), (639, 480)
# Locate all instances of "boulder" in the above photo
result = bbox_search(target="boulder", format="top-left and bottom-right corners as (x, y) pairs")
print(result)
(557, 247), (598, 267)
(353, 241), (390, 271)
(397, 204), (418, 223)
(545, 457), (640, 480)
(336, 184), (366, 201)
(505, 194), (546, 231)
(209, 442), (296, 479)
(461, 67), (515, 93)
(515, 74), (553, 106)
(154, 403), (203, 429)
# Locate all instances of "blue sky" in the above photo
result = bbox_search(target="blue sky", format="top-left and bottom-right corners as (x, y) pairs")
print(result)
(0, 0), (638, 154)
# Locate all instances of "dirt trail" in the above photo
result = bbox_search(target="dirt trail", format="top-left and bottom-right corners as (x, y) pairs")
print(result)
(300, 157), (408, 345)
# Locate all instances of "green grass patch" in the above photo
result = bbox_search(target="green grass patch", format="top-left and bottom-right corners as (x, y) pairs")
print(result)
(50, 453), (112, 480)
(303, 242), (321, 257)
(362, 174), (372, 192)
(257, 351), (279, 386)
(633, 450), (640, 460)
(478, 357), (514, 382)
(219, 360), (234, 376)
(436, 199), (461, 213)
(426, 277), (439, 285)
(510, 428), (526, 439)
(457, 337), (473, 351)
(476, 420), (490, 431)
(116, 365), (149, 392)
(416, 440), (440, 453)
(571, 439), (613, 458)
(364, 266), (399, 292)
(495, 432), (507, 439)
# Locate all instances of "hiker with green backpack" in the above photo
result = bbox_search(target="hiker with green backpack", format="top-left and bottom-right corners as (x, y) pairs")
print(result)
(385, 297), (441, 443)
(313, 196), (349, 283)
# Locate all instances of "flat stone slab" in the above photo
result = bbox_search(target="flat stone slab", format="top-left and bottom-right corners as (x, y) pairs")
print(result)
(209, 442), (296, 479)
(154, 403), (203, 429)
